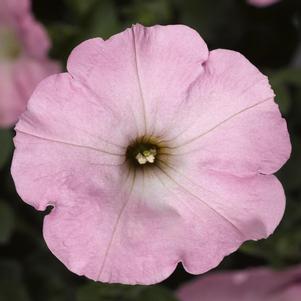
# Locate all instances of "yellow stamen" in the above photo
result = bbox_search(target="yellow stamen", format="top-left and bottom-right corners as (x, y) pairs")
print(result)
(136, 148), (157, 165)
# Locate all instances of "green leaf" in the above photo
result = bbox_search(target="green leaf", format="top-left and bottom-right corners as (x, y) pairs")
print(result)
(48, 23), (81, 64)
(86, 0), (121, 39)
(64, 0), (99, 16)
(123, 0), (172, 26)
(173, 0), (243, 45)
(269, 68), (301, 114)
(0, 260), (21, 280)
(77, 283), (178, 301)
(23, 249), (77, 301)
(135, 286), (178, 301)
(0, 260), (30, 301)
(0, 129), (13, 169)
(77, 283), (132, 301)
(273, 68), (301, 86)
(270, 81), (291, 114)
(278, 136), (301, 191)
(0, 200), (15, 244)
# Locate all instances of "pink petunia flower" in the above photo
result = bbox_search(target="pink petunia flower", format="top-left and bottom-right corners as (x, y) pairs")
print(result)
(0, 0), (60, 127)
(11, 24), (291, 284)
(247, 0), (281, 7)
(177, 265), (301, 301)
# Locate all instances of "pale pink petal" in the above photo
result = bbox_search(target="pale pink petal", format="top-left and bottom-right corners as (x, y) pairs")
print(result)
(0, 58), (60, 127)
(165, 50), (291, 176)
(67, 24), (209, 136)
(154, 167), (285, 273)
(18, 14), (51, 59)
(247, 0), (281, 7)
(12, 130), (285, 285)
(177, 99), (291, 177)
(0, 0), (60, 127)
(16, 73), (132, 151)
(161, 49), (274, 141)
(43, 176), (182, 284)
(0, 62), (23, 126)
(43, 167), (248, 284)
(12, 72), (178, 284)
(12, 126), (180, 284)
(12, 131), (124, 210)
(177, 266), (301, 301)
(273, 286), (301, 301)
(0, 0), (50, 57)
(0, 0), (29, 24)
(13, 57), (61, 102)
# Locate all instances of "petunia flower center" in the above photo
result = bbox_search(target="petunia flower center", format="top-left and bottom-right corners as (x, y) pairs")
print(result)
(126, 138), (158, 167)
(0, 27), (21, 60)
(125, 135), (171, 169)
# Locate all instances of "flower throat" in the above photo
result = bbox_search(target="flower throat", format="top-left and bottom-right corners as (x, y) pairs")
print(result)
(126, 138), (158, 168)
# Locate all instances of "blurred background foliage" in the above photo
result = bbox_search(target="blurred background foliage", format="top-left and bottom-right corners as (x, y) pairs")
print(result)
(1, 0), (301, 300)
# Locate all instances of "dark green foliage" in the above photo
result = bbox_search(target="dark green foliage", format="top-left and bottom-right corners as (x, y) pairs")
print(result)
(77, 283), (178, 301)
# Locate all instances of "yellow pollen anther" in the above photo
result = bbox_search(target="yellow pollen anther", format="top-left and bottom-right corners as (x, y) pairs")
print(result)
(135, 149), (157, 165)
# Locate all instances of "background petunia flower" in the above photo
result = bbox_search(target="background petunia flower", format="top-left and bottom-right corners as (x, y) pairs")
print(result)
(177, 265), (301, 301)
(11, 24), (291, 285)
(247, 0), (281, 7)
(0, 0), (60, 127)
